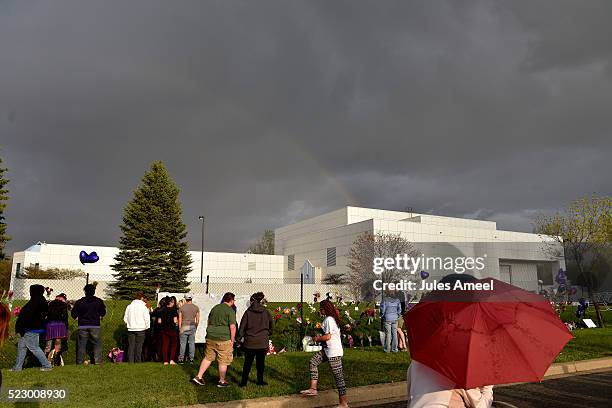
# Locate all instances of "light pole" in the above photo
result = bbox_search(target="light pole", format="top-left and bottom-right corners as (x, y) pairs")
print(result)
(199, 216), (205, 283)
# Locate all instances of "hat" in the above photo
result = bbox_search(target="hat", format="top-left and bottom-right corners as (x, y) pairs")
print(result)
(184, 294), (193, 300)
(56, 293), (67, 300)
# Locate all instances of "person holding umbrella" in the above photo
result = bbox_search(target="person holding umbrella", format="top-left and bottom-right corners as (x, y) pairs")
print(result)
(404, 273), (572, 407)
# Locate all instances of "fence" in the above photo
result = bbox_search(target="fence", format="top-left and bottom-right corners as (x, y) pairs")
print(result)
(10, 274), (352, 303)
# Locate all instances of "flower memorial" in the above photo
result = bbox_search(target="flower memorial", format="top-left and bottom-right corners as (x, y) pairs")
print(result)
(264, 297), (382, 352)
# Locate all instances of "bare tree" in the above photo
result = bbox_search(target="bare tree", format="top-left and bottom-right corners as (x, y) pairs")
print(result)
(535, 194), (611, 327)
(247, 230), (275, 255)
(321, 273), (349, 285)
(346, 231), (419, 301)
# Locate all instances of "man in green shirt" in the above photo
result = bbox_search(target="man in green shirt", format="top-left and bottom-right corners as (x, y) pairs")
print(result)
(192, 292), (236, 387)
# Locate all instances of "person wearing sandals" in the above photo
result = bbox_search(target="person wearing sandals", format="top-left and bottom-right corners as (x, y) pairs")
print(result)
(192, 292), (237, 388)
(45, 293), (69, 366)
(300, 299), (348, 408)
(237, 292), (273, 387)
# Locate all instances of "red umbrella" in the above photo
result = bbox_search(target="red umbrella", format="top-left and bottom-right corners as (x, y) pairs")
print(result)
(404, 278), (572, 389)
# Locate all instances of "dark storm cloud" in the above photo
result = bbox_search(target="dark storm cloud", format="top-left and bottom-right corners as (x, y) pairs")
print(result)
(1, 0), (610, 254)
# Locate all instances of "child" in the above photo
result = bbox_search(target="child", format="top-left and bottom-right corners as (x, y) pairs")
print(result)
(45, 293), (69, 366)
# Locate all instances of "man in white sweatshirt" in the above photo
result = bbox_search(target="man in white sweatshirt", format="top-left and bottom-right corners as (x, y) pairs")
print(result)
(123, 292), (151, 363)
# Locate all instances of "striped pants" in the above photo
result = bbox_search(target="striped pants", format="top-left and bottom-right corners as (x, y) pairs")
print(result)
(309, 350), (347, 396)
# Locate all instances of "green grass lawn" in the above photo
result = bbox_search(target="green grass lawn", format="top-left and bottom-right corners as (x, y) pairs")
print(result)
(1, 347), (409, 408)
(1, 301), (610, 408)
(555, 327), (612, 363)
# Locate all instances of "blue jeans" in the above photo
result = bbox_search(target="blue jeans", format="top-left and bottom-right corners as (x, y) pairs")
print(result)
(77, 327), (102, 364)
(14, 332), (52, 370)
(384, 320), (398, 352)
(179, 326), (196, 361)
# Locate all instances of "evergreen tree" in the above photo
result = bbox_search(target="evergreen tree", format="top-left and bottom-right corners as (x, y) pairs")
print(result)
(0, 153), (9, 260)
(111, 161), (191, 299)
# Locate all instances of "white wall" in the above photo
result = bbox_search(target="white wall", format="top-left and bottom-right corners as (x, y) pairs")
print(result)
(10, 244), (285, 284)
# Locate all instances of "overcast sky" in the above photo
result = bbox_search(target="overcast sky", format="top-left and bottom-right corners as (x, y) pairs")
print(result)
(1, 0), (611, 255)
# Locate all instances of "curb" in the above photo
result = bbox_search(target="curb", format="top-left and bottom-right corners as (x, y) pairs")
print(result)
(177, 357), (612, 408)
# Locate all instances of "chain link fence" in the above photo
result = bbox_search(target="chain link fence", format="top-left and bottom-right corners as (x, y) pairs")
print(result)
(10, 274), (352, 303)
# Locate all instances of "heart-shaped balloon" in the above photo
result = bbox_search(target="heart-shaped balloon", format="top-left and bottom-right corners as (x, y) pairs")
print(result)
(79, 250), (100, 264)
(420, 270), (429, 279)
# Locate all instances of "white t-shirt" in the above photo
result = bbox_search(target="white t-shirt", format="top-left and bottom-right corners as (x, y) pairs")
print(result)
(321, 316), (343, 358)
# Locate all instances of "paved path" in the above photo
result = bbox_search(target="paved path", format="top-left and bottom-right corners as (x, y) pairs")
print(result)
(361, 370), (612, 408)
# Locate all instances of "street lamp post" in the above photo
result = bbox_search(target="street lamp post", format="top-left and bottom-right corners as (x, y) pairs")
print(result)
(199, 216), (205, 283)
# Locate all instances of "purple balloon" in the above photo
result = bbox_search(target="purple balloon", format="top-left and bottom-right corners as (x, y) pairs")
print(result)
(79, 250), (100, 264)
(420, 270), (430, 279)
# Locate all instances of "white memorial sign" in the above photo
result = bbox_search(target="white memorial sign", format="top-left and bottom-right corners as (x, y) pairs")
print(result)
(158, 292), (251, 343)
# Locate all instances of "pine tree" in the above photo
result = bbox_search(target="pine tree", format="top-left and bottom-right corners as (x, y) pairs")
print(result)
(111, 161), (192, 299)
(0, 153), (9, 260)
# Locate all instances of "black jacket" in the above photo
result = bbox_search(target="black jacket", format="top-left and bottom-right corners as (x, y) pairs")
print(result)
(15, 285), (48, 335)
(71, 296), (106, 327)
(237, 302), (273, 349)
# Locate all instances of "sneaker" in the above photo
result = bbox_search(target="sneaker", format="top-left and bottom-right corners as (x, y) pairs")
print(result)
(40, 367), (53, 372)
(189, 360), (195, 365)
(191, 377), (205, 386)
(9, 368), (22, 372)
(178, 360), (185, 365)
(217, 381), (231, 388)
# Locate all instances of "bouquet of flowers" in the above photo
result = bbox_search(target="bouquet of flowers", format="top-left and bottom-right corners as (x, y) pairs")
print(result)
(108, 347), (124, 363)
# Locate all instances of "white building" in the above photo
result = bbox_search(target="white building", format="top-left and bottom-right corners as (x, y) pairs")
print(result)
(11, 206), (563, 295)
(275, 206), (564, 291)
(11, 243), (284, 282)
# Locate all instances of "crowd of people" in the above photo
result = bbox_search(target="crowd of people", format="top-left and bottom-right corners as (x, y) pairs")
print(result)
(6, 276), (505, 408)
(6, 284), (350, 408)
(9, 283), (205, 370)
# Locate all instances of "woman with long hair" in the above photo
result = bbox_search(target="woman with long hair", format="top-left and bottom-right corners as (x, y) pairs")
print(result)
(157, 296), (179, 365)
(45, 293), (69, 366)
(151, 296), (168, 361)
(300, 299), (348, 408)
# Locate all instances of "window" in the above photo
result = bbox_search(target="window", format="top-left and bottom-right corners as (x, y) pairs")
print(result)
(16, 263), (21, 274)
(248, 262), (256, 271)
(34, 263), (40, 269)
(537, 263), (553, 285)
(326, 247), (336, 267)
(499, 264), (512, 283)
(288, 255), (295, 271)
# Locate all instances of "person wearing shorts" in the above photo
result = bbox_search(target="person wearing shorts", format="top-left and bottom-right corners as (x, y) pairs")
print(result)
(191, 292), (236, 387)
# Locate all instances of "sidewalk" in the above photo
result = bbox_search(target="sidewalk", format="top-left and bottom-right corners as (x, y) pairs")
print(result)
(175, 357), (612, 408)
